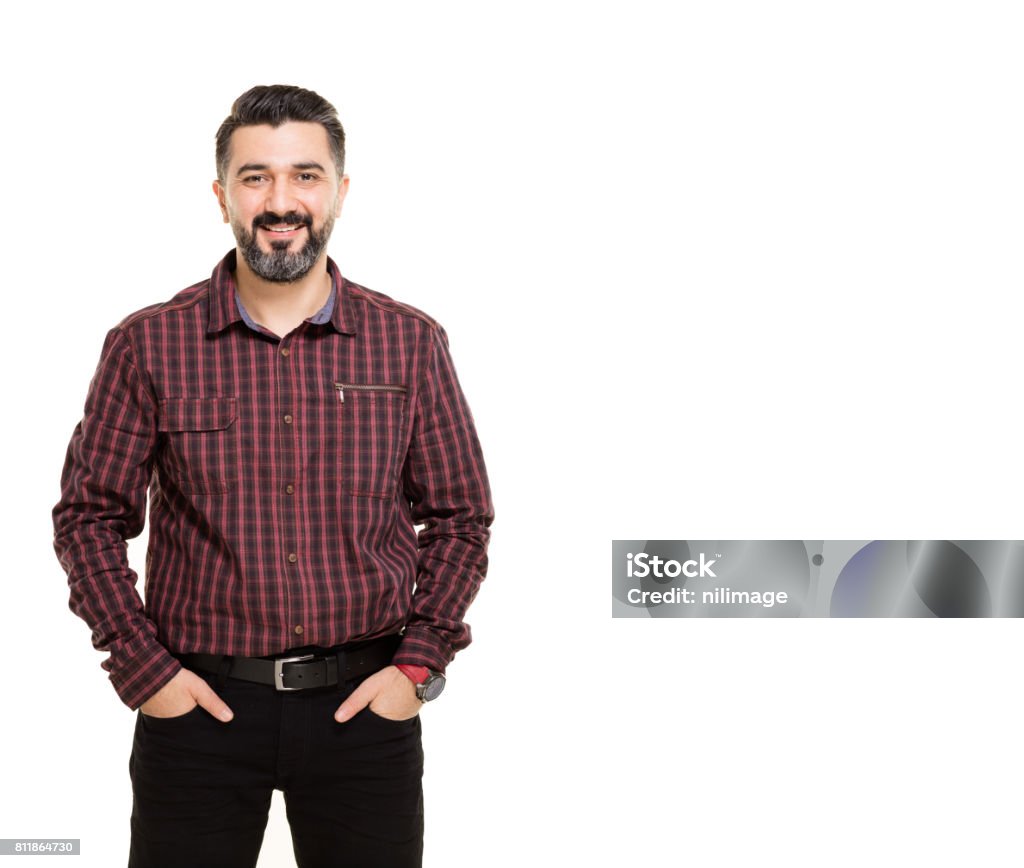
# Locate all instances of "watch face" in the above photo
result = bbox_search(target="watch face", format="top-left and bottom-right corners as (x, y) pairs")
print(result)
(421, 673), (446, 702)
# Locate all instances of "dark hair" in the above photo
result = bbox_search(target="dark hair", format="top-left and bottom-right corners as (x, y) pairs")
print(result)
(215, 84), (345, 182)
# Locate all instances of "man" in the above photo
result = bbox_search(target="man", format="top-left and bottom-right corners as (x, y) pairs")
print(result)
(52, 84), (493, 868)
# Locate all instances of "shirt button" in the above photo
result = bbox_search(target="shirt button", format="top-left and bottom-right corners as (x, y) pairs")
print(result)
(294, 625), (304, 635)
(284, 414), (293, 424)
(287, 552), (298, 564)
(285, 484), (295, 495)
(280, 347), (290, 357)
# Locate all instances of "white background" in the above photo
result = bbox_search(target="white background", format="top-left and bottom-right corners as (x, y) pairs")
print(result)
(3, 1), (1023, 865)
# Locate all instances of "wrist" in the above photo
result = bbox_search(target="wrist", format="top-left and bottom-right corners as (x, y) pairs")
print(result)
(394, 664), (446, 702)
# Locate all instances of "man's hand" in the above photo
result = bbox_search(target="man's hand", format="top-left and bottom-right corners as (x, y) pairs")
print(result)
(334, 665), (421, 723)
(138, 668), (234, 722)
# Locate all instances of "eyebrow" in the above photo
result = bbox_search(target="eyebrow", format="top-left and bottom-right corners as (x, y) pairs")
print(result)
(235, 161), (328, 177)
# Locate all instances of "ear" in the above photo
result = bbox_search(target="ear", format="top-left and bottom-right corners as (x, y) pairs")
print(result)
(212, 179), (230, 224)
(334, 175), (350, 217)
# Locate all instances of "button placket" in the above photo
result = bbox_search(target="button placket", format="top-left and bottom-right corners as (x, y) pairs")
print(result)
(276, 337), (304, 642)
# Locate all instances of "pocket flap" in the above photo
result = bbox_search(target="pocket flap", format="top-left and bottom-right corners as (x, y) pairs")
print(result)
(158, 397), (237, 432)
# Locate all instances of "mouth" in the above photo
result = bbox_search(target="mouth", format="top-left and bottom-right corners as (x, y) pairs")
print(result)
(259, 223), (307, 238)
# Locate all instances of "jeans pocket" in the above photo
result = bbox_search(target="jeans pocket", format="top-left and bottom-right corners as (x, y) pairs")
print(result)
(363, 706), (420, 725)
(139, 702), (203, 725)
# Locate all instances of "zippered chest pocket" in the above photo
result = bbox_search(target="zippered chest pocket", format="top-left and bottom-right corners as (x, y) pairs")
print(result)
(333, 382), (408, 498)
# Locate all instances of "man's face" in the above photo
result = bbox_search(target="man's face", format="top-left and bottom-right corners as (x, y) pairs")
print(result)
(213, 122), (348, 283)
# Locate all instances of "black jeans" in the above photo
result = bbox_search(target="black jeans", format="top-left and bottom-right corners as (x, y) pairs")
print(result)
(127, 661), (424, 868)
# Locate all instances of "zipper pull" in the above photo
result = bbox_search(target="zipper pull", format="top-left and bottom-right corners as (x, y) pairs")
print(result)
(335, 383), (345, 403)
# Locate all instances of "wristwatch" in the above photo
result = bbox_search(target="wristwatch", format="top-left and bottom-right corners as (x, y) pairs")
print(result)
(396, 664), (446, 702)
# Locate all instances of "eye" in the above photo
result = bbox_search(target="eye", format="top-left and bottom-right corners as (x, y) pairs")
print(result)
(242, 174), (267, 185)
(297, 173), (319, 182)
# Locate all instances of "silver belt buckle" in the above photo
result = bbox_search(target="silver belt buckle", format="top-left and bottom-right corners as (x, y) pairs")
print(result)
(274, 654), (316, 691)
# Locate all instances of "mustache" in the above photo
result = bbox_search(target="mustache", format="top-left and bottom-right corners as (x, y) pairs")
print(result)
(251, 211), (313, 230)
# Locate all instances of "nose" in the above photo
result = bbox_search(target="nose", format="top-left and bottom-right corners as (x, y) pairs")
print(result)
(265, 178), (299, 219)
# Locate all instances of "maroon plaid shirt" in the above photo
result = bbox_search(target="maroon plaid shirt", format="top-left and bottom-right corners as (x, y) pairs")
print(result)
(52, 250), (493, 710)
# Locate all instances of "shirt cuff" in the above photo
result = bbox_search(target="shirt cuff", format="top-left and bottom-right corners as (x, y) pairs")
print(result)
(392, 626), (453, 675)
(104, 635), (183, 711)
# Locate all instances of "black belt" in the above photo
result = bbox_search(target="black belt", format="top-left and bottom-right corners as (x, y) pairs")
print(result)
(175, 634), (401, 692)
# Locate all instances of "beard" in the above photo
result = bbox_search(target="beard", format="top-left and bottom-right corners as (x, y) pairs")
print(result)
(233, 210), (335, 283)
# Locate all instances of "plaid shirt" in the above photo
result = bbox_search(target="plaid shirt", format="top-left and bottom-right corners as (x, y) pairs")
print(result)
(52, 250), (494, 710)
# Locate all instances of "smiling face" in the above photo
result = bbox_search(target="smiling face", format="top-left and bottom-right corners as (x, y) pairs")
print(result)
(213, 121), (349, 283)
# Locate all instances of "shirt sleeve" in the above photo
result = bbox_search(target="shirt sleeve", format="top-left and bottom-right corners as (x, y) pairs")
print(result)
(393, 324), (494, 672)
(52, 326), (182, 710)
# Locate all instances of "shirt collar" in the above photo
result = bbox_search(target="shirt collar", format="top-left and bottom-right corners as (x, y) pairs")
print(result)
(206, 249), (356, 336)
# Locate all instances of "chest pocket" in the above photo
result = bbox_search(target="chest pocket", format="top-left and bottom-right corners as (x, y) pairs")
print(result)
(157, 397), (238, 495)
(333, 382), (408, 498)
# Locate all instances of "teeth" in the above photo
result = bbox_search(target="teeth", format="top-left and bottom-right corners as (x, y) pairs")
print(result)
(267, 225), (301, 232)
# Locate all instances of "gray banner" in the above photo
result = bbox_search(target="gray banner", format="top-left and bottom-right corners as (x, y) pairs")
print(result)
(0, 839), (80, 855)
(612, 541), (1024, 617)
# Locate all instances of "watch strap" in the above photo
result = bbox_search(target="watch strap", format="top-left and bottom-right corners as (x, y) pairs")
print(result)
(395, 664), (430, 685)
